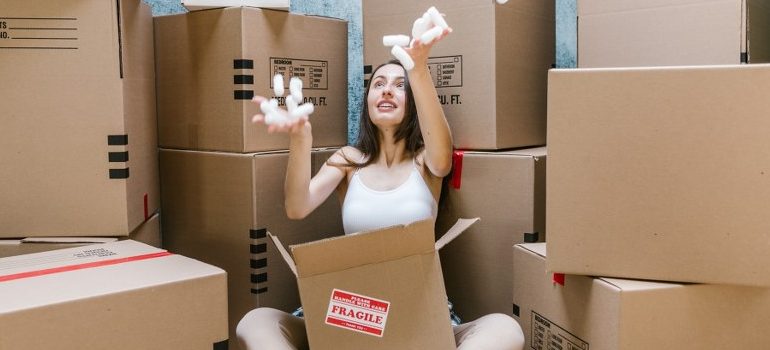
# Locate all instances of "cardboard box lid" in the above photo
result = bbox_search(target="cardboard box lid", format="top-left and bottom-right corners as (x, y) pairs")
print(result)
(272, 218), (478, 278)
(0, 240), (225, 313)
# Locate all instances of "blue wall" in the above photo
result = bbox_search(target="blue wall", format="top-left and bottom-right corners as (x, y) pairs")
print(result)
(555, 0), (576, 68)
(145, 0), (363, 144)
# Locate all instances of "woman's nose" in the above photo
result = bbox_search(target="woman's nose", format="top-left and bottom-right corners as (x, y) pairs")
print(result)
(381, 84), (393, 96)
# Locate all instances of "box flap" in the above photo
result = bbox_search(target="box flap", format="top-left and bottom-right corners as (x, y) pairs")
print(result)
(290, 219), (435, 278)
(268, 232), (297, 276)
(434, 217), (479, 250)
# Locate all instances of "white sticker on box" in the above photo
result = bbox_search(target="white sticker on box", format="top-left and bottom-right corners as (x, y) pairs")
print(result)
(531, 311), (589, 350)
(325, 289), (391, 337)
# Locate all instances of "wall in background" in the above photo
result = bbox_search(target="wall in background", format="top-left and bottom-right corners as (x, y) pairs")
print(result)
(144, 0), (363, 144)
(555, 0), (576, 68)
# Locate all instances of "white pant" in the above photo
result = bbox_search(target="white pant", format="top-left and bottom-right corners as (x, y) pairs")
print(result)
(236, 307), (525, 350)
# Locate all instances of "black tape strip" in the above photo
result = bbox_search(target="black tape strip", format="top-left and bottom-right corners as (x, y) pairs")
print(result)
(234, 59), (253, 69)
(363, 65), (372, 74)
(251, 273), (267, 283)
(524, 232), (539, 243)
(250, 243), (267, 254)
(213, 340), (229, 350)
(234, 90), (254, 100)
(109, 168), (129, 179)
(249, 228), (267, 239)
(741, 52), (748, 63)
(234, 75), (254, 84)
(108, 151), (129, 162)
(250, 258), (267, 269)
(512, 304), (520, 317)
(251, 287), (268, 295)
(107, 134), (128, 145)
(363, 79), (369, 87)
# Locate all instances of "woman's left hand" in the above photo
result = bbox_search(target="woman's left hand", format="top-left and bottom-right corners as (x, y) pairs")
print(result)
(404, 26), (452, 68)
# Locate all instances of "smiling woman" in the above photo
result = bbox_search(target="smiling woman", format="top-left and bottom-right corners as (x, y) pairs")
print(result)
(237, 22), (524, 350)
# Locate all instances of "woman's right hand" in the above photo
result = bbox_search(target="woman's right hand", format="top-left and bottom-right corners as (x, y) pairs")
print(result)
(251, 95), (312, 137)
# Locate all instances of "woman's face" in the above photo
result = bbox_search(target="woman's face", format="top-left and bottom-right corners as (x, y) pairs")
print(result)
(367, 64), (407, 130)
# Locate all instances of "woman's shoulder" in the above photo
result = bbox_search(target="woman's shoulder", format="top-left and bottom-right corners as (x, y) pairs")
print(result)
(325, 146), (365, 169)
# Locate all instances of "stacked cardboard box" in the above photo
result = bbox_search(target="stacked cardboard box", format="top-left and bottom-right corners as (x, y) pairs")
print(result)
(517, 2), (770, 348)
(0, 0), (159, 239)
(0, 240), (229, 349)
(577, 0), (770, 67)
(154, 7), (349, 346)
(513, 243), (770, 350)
(364, 0), (555, 324)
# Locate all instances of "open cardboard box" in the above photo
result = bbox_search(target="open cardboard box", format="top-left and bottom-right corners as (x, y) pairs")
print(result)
(270, 218), (478, 350)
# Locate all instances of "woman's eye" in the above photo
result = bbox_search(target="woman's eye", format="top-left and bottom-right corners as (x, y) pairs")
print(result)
(374, 81), (384, 87)
(397, 82), (405, 89)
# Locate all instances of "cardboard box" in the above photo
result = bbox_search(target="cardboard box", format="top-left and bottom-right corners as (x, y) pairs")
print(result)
(154, 7), (348, 152)
(364, 0), (554, 150)
(578, 0), (770, 68)
(0, 212), (161, 259)
(182, 0), (290, 11)
(0, 240), (228, 349)
(127, 210), (162, 248)
(436, 148), (546, 321)
(159, 148), (343, 347)
(547, 64), (770, 286)
(0, 0), (159, 237)
(513, 243), (770, 350)
(272, 218), (478, 350)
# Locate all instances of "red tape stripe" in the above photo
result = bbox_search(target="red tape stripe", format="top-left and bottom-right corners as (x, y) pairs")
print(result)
(450, 150), (464, 189)
(0, 251), (172, 283)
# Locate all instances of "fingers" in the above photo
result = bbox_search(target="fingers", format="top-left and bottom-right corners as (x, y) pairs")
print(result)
(251, 95), (267, 104)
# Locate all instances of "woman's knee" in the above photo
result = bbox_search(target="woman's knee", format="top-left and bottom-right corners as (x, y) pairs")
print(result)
(456, 313), (525, 350)
(236, 308), (306, 350)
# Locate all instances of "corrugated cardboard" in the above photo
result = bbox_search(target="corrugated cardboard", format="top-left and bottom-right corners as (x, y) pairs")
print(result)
(547, 64), (770, 286)
(182, 0), (290, 11)
(578, 0), (770, 67)
(272, 218), (478, 350)
(0, 212), (161, 259)
(363, 0), (554, 150)
(154, 7), (348, 152)
(436, 147), (546, 321)
(0, 0), (159, 237)
(159, 148), (343, 347)
(0, 240), (228, 349)
(513, 243), (770, 350)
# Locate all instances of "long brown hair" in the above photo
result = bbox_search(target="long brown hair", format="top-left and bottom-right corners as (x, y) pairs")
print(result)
(332, 60), (424, 168)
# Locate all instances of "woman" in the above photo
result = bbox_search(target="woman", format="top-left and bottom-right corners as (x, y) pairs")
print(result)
(238, 27), (524, 350)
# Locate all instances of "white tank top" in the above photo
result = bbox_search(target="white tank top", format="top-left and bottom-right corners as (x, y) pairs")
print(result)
(342, 160), (438, 235)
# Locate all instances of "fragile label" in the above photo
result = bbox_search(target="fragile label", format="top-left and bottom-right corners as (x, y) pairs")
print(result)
(325, 289), (391, 337)
(531, 311), (589, 350)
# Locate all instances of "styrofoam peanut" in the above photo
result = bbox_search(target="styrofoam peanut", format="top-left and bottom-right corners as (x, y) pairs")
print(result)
(289, 77), (303, 103)
(426, 6), (448, 29)
(383, 34), (411, 47)
(390, 45), (414, 71)
(273, 74), (284, 97)
(411, 17), (431, 39)
(420, 26), (443, 45)
(290, 102), (315, 120)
